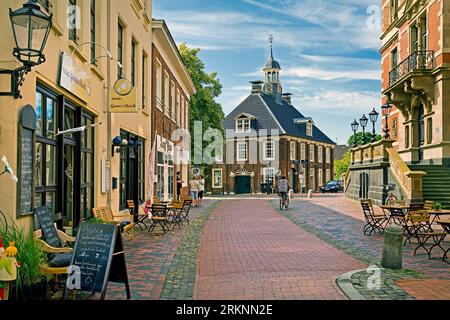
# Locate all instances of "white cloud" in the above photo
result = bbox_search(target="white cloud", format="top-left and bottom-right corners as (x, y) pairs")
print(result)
(284, 67), (380, 81)
(295, 90), (381, 115)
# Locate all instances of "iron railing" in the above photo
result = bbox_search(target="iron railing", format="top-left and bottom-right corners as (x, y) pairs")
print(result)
(389, 50), (435, 86)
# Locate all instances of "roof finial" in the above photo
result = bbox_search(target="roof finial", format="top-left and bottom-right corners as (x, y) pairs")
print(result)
(269, 34), (274, 59)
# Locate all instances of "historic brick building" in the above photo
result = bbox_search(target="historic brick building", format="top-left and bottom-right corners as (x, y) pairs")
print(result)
(208, 42), (336, 195)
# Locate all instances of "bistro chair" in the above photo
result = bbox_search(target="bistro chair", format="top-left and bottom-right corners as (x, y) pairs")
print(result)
(179, 199), (193, 225)
(360, 199), (388, 236)
(127, 200), (148, 231)
(148, 204), (170, 234)
(92, 206), (135, 240)
(423, 200), (434, 211)
(407, 211), (447, 259)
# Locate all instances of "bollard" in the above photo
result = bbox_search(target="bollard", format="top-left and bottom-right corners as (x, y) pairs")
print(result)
(381, 224), (404, 269)
(307, 190), (313, 198)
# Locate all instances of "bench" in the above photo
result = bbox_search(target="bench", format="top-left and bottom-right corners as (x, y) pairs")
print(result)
(92, 206), (135, 240)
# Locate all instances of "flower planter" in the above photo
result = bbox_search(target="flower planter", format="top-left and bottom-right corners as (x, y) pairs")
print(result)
(9, 277), (48, 300)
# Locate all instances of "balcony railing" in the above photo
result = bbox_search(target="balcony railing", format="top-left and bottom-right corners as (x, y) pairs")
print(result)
(389, 50), (435, 86)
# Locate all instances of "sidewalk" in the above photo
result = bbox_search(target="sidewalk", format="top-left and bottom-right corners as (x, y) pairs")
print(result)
(285, 195), (450, 300)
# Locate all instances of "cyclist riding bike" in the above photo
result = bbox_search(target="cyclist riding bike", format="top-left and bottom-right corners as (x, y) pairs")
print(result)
(278, 176), (291, 208)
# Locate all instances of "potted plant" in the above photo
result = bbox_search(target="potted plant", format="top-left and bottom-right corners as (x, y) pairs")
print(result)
(432, 202), (443, 211)
(1, 224), (46, 300)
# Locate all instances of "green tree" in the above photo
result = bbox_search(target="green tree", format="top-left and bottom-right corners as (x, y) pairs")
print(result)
(334, 151), (351, 180)
(348, 132), (382, 146)
(178, 43), (224, 133)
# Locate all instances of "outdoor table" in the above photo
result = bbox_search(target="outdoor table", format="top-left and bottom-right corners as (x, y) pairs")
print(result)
(435, 219), (450, 262)
(427, 210), (450, 224)
(380, 204), (412, 239)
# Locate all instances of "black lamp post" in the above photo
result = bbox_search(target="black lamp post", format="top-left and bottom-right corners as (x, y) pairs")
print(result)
(359, 114), (369, 145)
(351, 120), (359, 148)
(381, 102), (393, 139)
(0, 0), (52, 99)
(369, 108), (379, 143)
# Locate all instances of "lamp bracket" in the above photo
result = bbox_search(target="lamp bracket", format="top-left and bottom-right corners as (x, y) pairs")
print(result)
(0, 65), (31, 99)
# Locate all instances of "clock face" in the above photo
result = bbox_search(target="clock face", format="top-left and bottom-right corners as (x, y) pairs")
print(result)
(265, 84), (272, 93)
(114, 79), (133, 96)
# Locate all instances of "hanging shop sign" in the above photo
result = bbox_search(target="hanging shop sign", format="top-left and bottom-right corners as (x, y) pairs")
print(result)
(109, 79), (138, 113)
(59, 52), (92, 102)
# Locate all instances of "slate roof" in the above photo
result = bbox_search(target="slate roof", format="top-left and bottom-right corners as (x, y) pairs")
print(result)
(223, 92), (336, 145)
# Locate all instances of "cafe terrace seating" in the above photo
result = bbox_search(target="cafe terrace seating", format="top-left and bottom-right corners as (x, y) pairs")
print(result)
(360, 199), (388, 236)
(92, 206), (135, 240)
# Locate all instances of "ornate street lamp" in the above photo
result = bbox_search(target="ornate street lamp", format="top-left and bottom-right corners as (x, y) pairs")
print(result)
(369, 108), (379, 143)
(381, 102), (393, 139)
(0, 0), (52, 99)
(351, 120), (359, 148)
(359, 114), (369, 145)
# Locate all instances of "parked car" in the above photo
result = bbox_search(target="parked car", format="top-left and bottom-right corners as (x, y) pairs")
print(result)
(320, 180), (341, 193)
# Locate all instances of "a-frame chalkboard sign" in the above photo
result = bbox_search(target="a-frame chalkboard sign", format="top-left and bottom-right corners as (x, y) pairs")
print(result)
(64, 222), (131, 300)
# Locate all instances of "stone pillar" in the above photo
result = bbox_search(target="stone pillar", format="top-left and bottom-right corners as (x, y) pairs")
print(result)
(381, 224), (404, 269)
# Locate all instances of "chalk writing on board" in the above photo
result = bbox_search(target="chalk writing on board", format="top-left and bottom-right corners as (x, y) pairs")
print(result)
(19, 128), (33, 214)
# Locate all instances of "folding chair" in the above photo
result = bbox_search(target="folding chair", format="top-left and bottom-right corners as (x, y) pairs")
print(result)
(179, 199), (193, 225)
(423, 201), (434, 211)
(127, 200), (148, 231)
(148, 204), (170, 234)
(408, 211), (447, 259)
(361, 199), (388, 236)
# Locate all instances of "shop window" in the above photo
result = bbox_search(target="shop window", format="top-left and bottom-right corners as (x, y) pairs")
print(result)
(263, 168), (275, 185)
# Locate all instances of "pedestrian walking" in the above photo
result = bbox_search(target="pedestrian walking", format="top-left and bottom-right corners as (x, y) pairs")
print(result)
(198, 175), (205, 207)
(189, 176), (199, 207)
(176, 171), (183, 201)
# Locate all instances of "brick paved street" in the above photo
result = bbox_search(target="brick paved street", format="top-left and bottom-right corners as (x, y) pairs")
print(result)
(285, 194), (450, 300)
(194, 199), (366, 300)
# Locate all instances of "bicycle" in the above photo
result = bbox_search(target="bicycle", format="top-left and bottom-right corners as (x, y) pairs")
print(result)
(278, 191), (290, 210)
(382, 183), (398, 205)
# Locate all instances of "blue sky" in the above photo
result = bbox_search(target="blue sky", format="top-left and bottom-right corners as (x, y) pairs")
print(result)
(153, 0), (383, 145)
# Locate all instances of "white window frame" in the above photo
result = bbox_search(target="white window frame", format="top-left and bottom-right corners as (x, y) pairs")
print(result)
(318, 146), (323, 163)
(170, 81), (175, 121)
(164, 71), (170, 116)
(326, 147), (331, 164)
(212, 169), (222, 188)
(318, 169), (323, 187)
(301, 143), (306, 160)
(263, 167), (275, 184)
(176, 89), (181, 126)
(237, 142), (248, 161)
(155, 59), (162, 110)
(310, 167), (315, 189)
(306, 122), (313, 136)
(263, 141), (275, 161)
(326, 169), (331, 182)
(290, 141), (296, 160)
(310, 144), (315, 162)
(236, 118), (251, 133)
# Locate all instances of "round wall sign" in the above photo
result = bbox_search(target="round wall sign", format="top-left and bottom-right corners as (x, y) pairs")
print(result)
(113, 78), (133, 96)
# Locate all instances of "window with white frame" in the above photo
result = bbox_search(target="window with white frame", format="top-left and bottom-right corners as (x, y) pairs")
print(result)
(264, 141), (275, 160)
(306, 122), (313, 136)
(310, 144), (315, 162)
(326, 147), (331, 163)
(326, 169), (331, 182)
(185, 100), (189, 129)
(318, 146), (323, 163)
(212, 169), (222, 188)
(236, 116), (251, 133)
(164, 71), (170, 116)
(181, 95), (185, 128)
(263, 167), (275, 185)
(170, 81), (175, 120)
(237, 142), (248, 161)
(318, 169), (323, 187)
(176, 89), (181, 126)
(301, 143), (306, 160)
(155, 60), (162, 110)
(290, 141), (296, 160)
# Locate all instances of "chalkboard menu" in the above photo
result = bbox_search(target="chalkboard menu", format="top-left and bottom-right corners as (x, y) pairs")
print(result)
(17, 105), (36, 216)
(66, 223), (130, 299)
(35, 206), (61, 248)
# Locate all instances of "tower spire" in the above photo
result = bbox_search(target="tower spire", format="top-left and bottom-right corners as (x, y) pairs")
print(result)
(269, 34), (274, 59)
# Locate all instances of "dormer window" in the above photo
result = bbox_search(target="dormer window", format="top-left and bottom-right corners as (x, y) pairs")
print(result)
(306, 122), (313, 136)
(235, 113), (255, 133)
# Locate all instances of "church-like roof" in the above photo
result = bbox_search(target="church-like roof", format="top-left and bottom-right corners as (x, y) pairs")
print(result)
(223, 92), (336, 145)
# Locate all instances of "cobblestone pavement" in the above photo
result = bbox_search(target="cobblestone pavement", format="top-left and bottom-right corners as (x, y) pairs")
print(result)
(106, 200), (217, 300)
(284, 195), (450, 300)
(194, 199), (366, 300)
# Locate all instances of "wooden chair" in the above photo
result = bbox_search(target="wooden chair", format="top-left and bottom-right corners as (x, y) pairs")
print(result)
(147, 204), (170, 234)
(92, 206), (135, 240)
(33, 228), (75, 276)
(127, 200), (149, 231)
(361, 199), (388, 236)
(179, 199), (193, 225)
(423, 200), (434, 211)
(407, 211), (447, 258)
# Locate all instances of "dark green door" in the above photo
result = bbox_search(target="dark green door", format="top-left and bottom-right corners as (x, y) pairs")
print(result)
(235, 176), (251, 194)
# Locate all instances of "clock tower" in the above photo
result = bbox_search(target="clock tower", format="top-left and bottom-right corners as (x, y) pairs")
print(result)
(263, 35), (282, 103)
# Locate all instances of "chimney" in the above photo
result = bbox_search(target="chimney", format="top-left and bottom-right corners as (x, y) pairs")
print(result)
(250, 80), (263, 94)
(282, 93), (293, 105)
